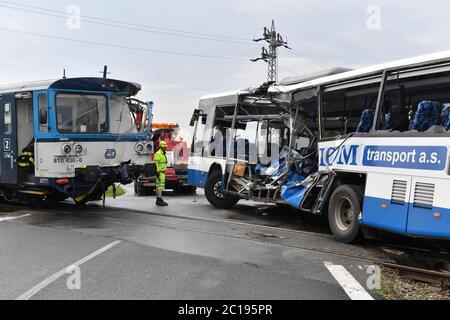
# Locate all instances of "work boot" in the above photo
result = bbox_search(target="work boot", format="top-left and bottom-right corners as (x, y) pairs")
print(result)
(156, 198), (168, 207)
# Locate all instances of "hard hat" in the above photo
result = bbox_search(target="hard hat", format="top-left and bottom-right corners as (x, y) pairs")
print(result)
(159, 141), (168, 148)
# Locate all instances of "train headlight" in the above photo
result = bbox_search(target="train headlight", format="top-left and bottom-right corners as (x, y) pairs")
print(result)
(145, 143), (153, 154)
(75, 144), (83, 154)
(63, 144), (72, 154)
(135, 143), (145, 154)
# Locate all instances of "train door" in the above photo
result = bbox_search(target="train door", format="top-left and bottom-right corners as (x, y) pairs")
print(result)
(0, 93), (18, 184)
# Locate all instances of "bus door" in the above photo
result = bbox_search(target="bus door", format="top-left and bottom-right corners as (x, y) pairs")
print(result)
(0, 93), (18, 184)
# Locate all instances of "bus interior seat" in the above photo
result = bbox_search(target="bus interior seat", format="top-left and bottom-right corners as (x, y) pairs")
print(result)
(255, 146), (293, 177)
(411, 100), (442, 132)
(443, 105), (450, 131)
(356, 109), (375, 133)
(383, 105), (410, 132)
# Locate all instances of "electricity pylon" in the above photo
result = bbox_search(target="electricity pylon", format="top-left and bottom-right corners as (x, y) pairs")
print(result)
(252, 20), (290, 83)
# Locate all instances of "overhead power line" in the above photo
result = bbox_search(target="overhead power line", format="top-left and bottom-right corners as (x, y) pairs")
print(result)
(0, 1), (254, 45)
(0, 27), (249, 62)
(288, 48), (331, 68)
(0, 0), (333, 69)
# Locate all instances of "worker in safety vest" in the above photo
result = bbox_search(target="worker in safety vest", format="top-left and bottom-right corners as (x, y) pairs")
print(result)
(154, 141), (169, 207)
(17, 139), (35, 172)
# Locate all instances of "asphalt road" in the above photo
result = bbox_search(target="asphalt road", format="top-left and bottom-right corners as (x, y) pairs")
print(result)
(0, 185), (385, 300)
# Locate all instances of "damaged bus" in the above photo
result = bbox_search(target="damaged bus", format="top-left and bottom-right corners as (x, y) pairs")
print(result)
(0, 77), (154, 205)
(188, 51), (450, 243)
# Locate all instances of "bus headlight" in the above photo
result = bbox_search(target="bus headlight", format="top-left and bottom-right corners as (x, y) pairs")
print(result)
(145, 143), (153, 154)
(135, 143), (145, 154)
(75, 144), (83, 154)
(63, 144), (72, 154)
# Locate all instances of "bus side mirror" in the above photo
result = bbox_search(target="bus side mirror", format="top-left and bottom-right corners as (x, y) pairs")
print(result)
(190, 109), (200, 127)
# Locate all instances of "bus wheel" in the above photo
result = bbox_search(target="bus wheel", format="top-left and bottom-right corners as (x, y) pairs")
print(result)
(205, 171), (239, 209)
(328, 185), (363, 244)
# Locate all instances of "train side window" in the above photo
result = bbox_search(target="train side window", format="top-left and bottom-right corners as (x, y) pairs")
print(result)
(38, 93), (48, 132)
(4, 103), (12, 134)
(27, 102), (33, 124)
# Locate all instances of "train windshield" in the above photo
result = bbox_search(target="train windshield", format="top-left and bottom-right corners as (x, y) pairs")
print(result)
(109, 95), (140, 134)
(56, 93), (108, 134)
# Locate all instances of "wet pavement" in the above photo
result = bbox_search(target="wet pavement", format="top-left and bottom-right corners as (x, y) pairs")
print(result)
(0, 185), (386, 300)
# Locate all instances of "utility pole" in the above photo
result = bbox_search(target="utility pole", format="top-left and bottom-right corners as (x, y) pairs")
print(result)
(100, 65), (111, 79)
(252, 20), (290, 83)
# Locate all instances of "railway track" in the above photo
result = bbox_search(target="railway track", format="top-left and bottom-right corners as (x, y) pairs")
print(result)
(378, 261), (450, 287)
(3, 201), (450, 287)
(100, 211), (450, 288)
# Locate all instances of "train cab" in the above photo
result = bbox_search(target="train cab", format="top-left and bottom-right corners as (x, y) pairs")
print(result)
(0, 77), (154, 204)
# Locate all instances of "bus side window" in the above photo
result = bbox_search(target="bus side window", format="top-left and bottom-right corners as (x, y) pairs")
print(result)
(322, 89), (378, 137)
(38, 93), (48, 132)
(322, 95), (346, 138)
(377, 87), (410, 132)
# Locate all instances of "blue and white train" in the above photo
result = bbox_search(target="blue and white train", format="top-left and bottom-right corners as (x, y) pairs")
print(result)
(0, 77), (154, 204)
(188, 51), (450, 243)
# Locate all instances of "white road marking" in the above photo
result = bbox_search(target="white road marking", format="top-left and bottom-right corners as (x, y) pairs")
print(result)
(324, 262), (374, 300)
(16, 240), (122, 300)
(0, 214), (31, 222)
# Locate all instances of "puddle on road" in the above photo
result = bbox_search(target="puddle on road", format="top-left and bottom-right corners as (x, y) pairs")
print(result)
(222, 203), (332, 236)
(25, 213), (109, 230)
(0, 203), (24, 214)
(8, 202), (113, 230)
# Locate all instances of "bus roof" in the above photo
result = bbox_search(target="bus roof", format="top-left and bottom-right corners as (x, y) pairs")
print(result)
(278, 67), (352, 86)
(270, 50), (450, 94)
(199, 90), (241, 101)
(198, 88), (257, 111)
(0, 77), (142, 95)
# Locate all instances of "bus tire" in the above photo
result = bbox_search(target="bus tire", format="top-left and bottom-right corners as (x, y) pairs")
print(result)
(328, 185), (363, 244)
(205, 171), (239, 209)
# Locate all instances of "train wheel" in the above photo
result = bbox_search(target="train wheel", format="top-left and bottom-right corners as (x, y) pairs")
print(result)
(328, 185), (363, 244)
(205, 171), (239, 209)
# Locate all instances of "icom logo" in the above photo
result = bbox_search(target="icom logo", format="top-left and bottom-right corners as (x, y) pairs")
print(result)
(105, 149), (117, 160)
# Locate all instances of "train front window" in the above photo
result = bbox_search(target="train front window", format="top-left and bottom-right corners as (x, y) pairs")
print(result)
(56, 93), (108, 134)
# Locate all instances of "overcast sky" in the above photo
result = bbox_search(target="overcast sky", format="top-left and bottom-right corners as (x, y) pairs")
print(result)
(1, 0), (450, 130)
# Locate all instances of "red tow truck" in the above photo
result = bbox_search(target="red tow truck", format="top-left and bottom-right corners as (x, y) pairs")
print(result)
(134, 123), (196, 196)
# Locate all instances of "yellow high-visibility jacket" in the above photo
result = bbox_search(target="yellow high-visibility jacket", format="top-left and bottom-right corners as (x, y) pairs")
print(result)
(154, 149), (167, 173)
